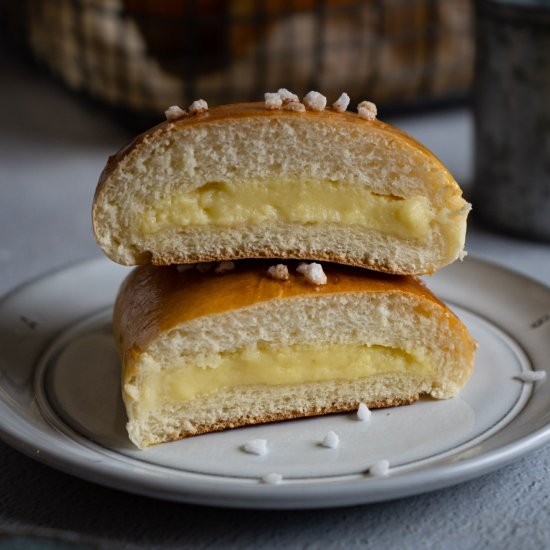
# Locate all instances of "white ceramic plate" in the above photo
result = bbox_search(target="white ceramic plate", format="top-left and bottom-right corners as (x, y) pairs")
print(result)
(0, 257), (549, 509)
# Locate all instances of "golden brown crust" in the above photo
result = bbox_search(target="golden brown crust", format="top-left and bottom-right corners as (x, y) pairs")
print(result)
(147, 248), (426, 276)
(94, 101), (454, 208)
(150, 396), (419, 444)
(113, 260), (462, 361)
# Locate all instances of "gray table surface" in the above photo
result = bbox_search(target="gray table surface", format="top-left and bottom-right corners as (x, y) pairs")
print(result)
(1, 49), (550, 549)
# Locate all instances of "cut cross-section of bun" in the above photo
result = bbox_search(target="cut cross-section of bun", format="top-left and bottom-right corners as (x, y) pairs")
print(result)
(93, 102), (471, 275)
(114, 261), (477, 448)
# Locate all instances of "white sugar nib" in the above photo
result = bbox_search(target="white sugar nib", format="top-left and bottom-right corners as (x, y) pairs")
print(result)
(214, 261), (235, 274)
(357, 100), (377, 120)
(303, 91), (327, 111)
(296, 262), (327, 285)
(262, 473), (283, 485)
(321, 430), (340, 449)
(165, 105), (186, 121)
(357, 402), (371, 421)
(267, 264), (290, 281)
(369, 459), (390, 477)
(264, 92), (283, 110)
(189, 99), (208, 113)
(332, 92), (350, 112)
(515, 370), (547, 383)
(277, 88), (299, 103)
(243, 439), (268, 456)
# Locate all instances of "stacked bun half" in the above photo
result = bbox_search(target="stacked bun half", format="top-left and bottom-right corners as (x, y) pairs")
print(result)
(93, 92), (476, 449)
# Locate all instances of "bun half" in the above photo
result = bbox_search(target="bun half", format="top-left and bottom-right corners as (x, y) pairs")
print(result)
(94, 103), (470, 275)
(114, 261), (476, 448)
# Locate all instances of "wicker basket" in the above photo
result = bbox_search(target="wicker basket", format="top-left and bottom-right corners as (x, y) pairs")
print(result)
(15, 0), (473, 127)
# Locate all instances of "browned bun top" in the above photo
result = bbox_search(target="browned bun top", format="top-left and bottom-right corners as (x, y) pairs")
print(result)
(114, 260), (459, 356)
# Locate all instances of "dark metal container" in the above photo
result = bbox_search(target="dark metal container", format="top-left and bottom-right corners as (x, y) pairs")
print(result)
(473, 0), (550, 240)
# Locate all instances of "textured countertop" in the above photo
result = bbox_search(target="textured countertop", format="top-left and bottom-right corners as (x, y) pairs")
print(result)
(1, 49), (550, 549)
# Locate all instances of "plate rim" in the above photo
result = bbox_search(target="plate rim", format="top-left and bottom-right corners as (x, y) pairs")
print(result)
(1, 255), (550, 509)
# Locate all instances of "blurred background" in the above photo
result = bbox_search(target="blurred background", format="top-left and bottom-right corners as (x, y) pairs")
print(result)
(0, 0), (474, 130)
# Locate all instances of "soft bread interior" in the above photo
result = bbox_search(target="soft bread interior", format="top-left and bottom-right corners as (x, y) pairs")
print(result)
(116, 264), (476, 448)
(94, 103), (470, 275)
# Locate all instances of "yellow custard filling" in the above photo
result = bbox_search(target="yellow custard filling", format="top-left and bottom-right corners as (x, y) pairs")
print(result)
(137, 180), (435, 239)
(135, 343), (432, 410)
